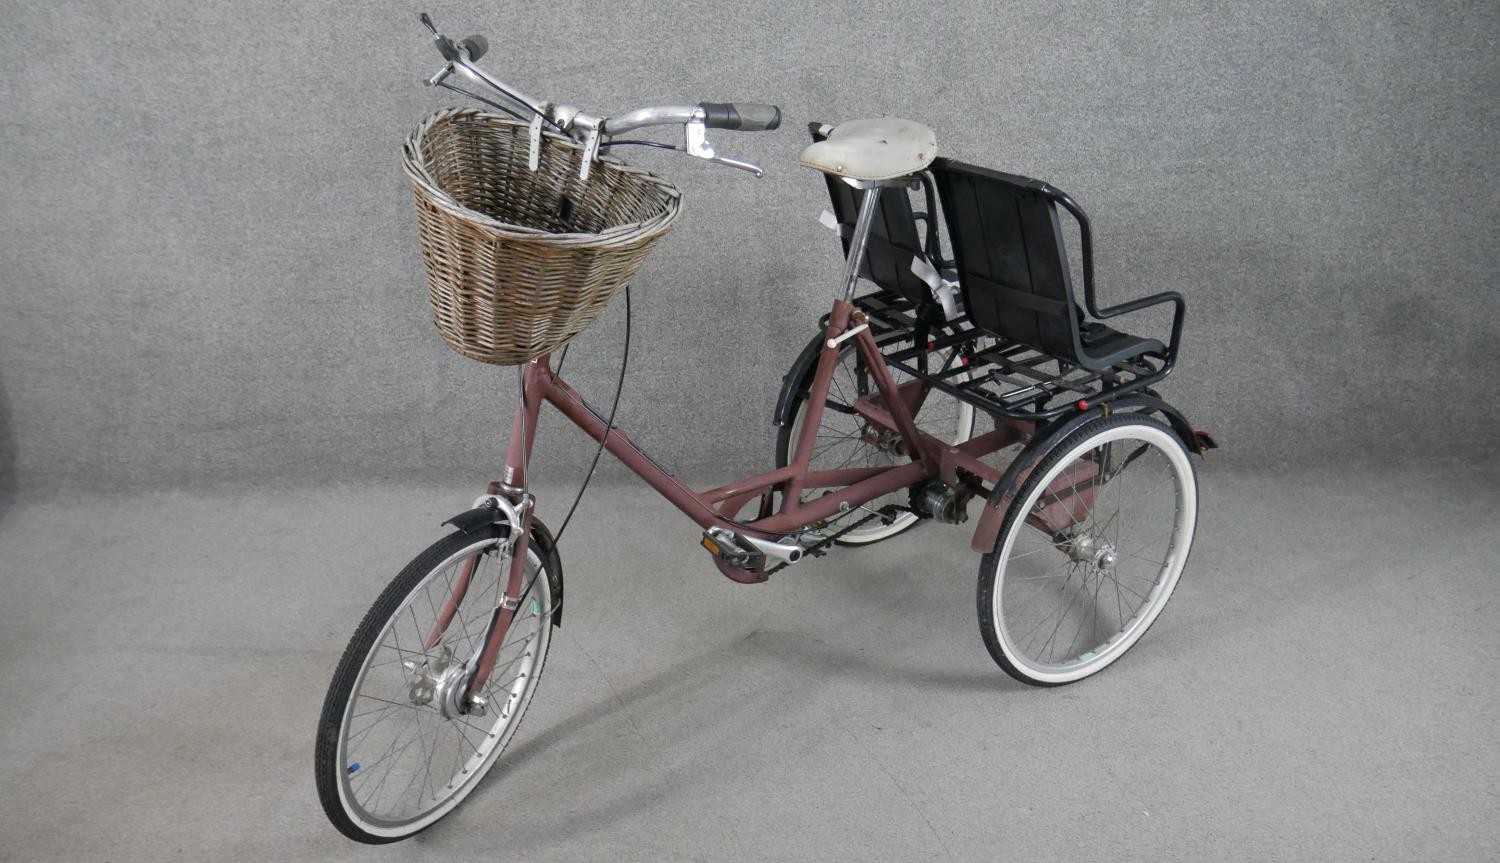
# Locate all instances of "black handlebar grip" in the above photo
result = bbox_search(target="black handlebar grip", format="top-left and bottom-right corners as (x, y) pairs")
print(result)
(699, 102), (782, 132)
(460, 34), (488, 61)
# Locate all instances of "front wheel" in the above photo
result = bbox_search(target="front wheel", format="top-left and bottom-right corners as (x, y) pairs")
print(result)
(977, 414), (1198, 686)
(315, 524), (556, 843)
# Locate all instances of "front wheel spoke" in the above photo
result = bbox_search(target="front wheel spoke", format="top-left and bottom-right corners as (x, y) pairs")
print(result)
(366, 729), (425, 812)
(448, 722), (467, 786)
(416, 714), (438, 806)
(390, 716), (436, 813)
(368, 640), (438, 670)
(351, 708), (420, 793)
(476, 643), (532, 686)
(490, 627), (537, 658)
(482, 665), (530, 702)
(451, 719), (484, 758)
(455, 715), (496, 740)
(354, 693), (434, 714)
(347, 704), (403, 746)
(407, 605), (429, 658)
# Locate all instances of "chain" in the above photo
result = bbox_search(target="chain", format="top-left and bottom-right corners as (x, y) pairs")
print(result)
(764, 504), (917, 576)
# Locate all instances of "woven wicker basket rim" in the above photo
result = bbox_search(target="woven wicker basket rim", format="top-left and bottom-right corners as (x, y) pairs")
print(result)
(402, 107), (681, 243)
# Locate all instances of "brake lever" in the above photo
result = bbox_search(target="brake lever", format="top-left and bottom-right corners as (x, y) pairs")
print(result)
(684, 119), (763, 177)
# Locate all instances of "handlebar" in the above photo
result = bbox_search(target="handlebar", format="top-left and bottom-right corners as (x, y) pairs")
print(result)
(699, 103), (781, 132)
(418, 13), (780, 176)
(459, 34), (488, 62)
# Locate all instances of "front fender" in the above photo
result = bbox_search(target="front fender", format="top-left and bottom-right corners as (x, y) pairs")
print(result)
(442, 505), (565, 628)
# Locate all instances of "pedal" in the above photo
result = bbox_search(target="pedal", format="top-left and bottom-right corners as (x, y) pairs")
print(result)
(700, 530), (764, 571)
(702, 527), (807, 571)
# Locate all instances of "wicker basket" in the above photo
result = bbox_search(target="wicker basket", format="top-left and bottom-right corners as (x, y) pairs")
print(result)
(403, 108), (681, 364)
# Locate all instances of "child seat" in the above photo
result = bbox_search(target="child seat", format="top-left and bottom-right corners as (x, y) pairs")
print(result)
(929, 158), (1182, 373)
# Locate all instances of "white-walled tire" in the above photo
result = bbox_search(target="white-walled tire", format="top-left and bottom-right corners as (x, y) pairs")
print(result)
(315, 526), (554, 843)
(978, 415), (1197, 686)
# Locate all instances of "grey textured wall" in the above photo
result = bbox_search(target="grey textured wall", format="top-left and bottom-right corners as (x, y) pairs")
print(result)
(2, 1), (1497, 497)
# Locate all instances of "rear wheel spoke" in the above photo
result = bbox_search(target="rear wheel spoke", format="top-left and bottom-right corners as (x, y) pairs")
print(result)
(780, 337), (977, 544)
(983, 416), (1197, 686)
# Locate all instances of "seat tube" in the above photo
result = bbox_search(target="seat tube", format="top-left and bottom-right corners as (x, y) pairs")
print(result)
(839, 184), (882, 301)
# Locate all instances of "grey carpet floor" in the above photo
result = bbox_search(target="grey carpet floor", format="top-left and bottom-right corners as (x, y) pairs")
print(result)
(1, 461), (1496, 861)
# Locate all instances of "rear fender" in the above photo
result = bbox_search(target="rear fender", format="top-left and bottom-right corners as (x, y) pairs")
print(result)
(968, 396), (1207, 553)
(772, 327), (828, 427)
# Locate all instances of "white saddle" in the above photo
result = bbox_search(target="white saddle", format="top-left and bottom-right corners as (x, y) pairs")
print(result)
(799, 117), (937, 182)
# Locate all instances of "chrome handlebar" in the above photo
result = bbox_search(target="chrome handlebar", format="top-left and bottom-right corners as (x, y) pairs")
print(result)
(419, 14), (771, 177)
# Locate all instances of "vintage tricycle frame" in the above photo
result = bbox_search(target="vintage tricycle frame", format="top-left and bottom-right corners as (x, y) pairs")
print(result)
(408, 19), (1201, 699)
(436, 182), (1051, 696)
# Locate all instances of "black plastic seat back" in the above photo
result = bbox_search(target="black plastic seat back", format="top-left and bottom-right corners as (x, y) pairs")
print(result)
(810, 123), (931, 305)
(929, 158), (1083, 360)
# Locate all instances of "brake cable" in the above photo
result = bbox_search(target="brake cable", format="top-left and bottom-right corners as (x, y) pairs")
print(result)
(553, 285), (631, 542)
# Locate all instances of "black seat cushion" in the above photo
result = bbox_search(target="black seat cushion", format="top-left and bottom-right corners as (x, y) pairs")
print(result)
(1079, 323), (1164, 368)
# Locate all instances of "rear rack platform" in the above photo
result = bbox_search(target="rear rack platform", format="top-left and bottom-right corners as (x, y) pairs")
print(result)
(851, 291), (1168, 422)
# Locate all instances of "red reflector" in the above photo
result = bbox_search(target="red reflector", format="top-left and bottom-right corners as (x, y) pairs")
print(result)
(961, 356), (971, 366)
(1077, 400), (1089, 410)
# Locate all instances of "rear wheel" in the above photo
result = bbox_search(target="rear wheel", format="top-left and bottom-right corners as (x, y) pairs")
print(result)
(315, 525), (555, 842)
(776, 337), (975, 544)
(977, 415), (1197, 686)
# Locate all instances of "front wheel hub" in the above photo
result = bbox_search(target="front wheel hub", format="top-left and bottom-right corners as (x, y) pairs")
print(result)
(403, 646), (475, 719)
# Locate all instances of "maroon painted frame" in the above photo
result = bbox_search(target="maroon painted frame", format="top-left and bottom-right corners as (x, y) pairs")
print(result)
(445, 297), (1038, 697)
(516, 300), (1020, 539)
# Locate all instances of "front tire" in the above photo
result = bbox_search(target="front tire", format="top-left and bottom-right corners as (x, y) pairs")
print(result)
(315, 524), (555, 843)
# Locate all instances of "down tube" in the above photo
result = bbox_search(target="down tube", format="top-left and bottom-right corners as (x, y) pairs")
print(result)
(539, 366), (725, 529)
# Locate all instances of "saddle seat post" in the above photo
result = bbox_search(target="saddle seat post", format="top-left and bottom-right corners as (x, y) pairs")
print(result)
(837, 177), (915, 302)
